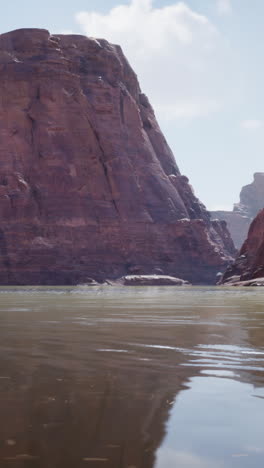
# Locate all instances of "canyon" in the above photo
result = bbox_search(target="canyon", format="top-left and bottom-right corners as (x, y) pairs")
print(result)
(211, 173), (264, 249)
(0, 28), (235, 285)
(222, 208), (264, 284)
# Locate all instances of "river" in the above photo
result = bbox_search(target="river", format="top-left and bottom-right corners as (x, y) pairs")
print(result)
(0, 286), (263, 467)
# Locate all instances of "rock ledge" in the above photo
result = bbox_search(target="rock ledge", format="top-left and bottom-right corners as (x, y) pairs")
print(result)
(121, 275), (190, 286)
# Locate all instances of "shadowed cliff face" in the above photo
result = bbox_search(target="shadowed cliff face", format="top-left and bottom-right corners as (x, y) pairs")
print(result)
(222, 208), (264, 282)
(211, 173), (264, 249)
(0, 28), (235, 285)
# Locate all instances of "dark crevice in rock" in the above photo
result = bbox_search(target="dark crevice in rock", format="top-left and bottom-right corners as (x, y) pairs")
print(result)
(120, 92), (125, 124)
(143, 118), (152, 130)
(27, 113), (36, 149)
(36, 85), (41, 100)
(0, 229), (11, 272)
(85, 116), (120, 217)
(31, 186), (43, 216)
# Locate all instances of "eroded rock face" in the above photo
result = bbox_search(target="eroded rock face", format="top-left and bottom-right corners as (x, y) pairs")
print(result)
(235, 173), (264, 218)
(222, 208), (264, 283)
(0, 28), (235, 284)
(211, 173), (264, 249)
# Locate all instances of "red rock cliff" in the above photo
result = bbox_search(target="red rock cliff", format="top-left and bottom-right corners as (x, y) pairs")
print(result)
(211, 173), (264, 249)
(0, 28), (235, 284)
(222, 208), (264, 282)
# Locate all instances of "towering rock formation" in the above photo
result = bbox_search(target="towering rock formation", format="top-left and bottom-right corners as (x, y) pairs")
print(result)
(211, 173), (264, 249)
(222, 208), (264, 283)
(0, 28), (235, 284)
(236, 173), (264, 218)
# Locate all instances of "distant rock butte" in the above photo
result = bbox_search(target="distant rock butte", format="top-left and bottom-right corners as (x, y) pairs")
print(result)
(222, 208), (264, 284)
(0, 28), (235, 285)
(211, 173), (264, 249)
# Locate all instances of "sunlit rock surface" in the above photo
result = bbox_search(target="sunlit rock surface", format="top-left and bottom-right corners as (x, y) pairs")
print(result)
(0, 28), (235, 284)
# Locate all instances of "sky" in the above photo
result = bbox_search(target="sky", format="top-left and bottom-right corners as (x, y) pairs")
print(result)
(1, 0), (263, 211)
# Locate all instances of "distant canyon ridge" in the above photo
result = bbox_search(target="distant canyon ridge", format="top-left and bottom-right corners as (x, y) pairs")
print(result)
(222, 207), (264, 285)
(0, 28), (236, 285)
(211, 173), (264, 249)
(218, 174), (264, 285)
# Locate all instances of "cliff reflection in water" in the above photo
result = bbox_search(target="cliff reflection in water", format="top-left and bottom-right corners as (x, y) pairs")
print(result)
(0, 286), (263, 467)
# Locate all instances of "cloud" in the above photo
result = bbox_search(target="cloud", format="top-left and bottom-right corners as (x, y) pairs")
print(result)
(217, 0), (232, 15)
(241, 119), (264, 130)
(75, 0), (233, 120)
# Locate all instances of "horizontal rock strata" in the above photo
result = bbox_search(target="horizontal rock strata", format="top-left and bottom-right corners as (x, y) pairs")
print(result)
(0, 28), (235, 284)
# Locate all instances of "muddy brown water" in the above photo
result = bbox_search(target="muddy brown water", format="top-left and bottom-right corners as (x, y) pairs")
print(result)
(0, 286), (263, 468)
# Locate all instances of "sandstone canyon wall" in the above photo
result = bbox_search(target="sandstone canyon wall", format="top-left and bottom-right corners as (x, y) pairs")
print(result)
(0, 28), (235, 284)
(211, 173), (264, 249)
(222, 208), (264, 283)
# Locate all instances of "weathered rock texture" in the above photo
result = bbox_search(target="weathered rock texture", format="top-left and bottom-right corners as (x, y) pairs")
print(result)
(222, 208), (264, 283)
(211, 173), (264, 249)
(0, 28), (235, 285)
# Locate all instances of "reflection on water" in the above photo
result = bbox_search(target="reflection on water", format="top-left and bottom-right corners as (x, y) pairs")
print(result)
(156, 377), (264, 468)
(0, 286), (263, 467)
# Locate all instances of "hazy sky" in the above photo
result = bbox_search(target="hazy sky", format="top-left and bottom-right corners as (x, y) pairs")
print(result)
(1, 0), (263, 210)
